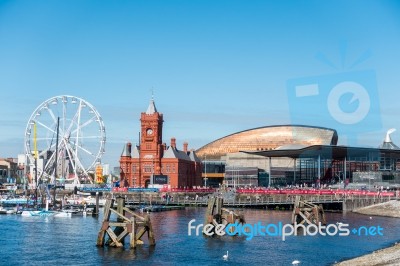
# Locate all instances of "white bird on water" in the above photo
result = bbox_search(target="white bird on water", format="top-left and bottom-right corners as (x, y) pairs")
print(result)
(292, 260), (300, 265)
(223, 251), (229, 261)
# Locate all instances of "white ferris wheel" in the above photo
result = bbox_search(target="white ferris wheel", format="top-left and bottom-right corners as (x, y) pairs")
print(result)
(24, 95), (106, 185)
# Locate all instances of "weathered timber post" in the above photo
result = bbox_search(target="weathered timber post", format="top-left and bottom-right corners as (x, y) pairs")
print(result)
(97, 198), (114, 246)
(292, 195), (326, 235)
(203, 197), (245, 236)
(93, 192), (100, 216)
(204, 197), (216, 226)
(107, 197), (126, 244)
(97, 198), (155, 249)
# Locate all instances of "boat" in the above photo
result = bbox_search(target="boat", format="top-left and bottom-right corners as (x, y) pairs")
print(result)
(53, 211), (72, 218)
(20, 209), (55, 217)
(20, 197), (72, 217)
(61, 205), (82, 215)
(0, 197), (35, 205)
(0, 206), (17, 214)
(65, 195), (106, 207)
(81, 196), (106, 207)
(20, 209), (72, 217)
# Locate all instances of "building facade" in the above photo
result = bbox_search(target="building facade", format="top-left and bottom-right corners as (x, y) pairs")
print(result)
(196, 125), (338, 187)
(0, 158), (18, 183)
(119, 98), (202, 188)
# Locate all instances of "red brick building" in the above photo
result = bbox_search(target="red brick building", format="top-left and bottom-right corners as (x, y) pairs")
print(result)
(119, 98), (202, 188)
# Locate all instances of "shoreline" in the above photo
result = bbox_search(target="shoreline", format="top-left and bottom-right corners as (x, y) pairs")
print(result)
(351, 200), (400, 218)
(334, 200), (400, 265)
(334, 242), (400, 266)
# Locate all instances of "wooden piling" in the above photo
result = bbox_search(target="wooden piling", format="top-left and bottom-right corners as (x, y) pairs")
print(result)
(97, 198), (155, 249)
(203, 197), (245, 237)
(291, 195), (326, 235)
(97, 198), (114, 246)
(94, 192), (100, 216)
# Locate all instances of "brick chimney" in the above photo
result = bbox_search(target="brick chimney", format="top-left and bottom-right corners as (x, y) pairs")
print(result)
(183, 142), (188, 152)
(127, 142), (132, 154)
(171, 137), (176, 149)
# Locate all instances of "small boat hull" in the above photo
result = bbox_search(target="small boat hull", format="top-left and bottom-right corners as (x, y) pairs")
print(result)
(20, 210), (71, 217)
(21, 210), (54, 217)
(0, 207), (16, 214)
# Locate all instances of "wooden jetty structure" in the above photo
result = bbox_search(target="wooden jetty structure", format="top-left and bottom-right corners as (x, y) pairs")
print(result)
(291, 195), (326, 230)
(108, 190), (397, 211)
(97, 197), (155, 248)
(203, 197), (245, 235)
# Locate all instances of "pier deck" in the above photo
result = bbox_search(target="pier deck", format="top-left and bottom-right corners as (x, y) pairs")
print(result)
(106, 191), (398, 211)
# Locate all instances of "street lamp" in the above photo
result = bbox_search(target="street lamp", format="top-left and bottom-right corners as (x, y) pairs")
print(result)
(150, 159), (154, 188)
(204, 155), (208, 187)
(368, 176), (374, 190)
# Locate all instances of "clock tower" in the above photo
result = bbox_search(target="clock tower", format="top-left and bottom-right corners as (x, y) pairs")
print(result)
(120, 96), (202, 188)
(139, 97), (164, 186)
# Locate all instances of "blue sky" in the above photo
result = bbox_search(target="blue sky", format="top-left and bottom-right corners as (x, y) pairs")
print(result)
(1, 0), (400, 169)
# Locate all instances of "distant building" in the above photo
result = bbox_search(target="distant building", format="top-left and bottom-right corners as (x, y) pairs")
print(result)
(17, 154), (26, 184)
(102, 164), (110, 176)
(119, 97), (202, 188)
(113, 166), (120, 176)
(196, 125), (338, 186)
(0, 158), (18, 183)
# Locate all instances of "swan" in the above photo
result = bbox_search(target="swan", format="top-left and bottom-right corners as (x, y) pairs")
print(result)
(223, 251), (229, 261)
(292, 260), (300, 265)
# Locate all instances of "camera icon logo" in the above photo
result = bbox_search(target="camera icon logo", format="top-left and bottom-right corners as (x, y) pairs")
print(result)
(287, 70), (381, 143)
(327, 81), (370, 125)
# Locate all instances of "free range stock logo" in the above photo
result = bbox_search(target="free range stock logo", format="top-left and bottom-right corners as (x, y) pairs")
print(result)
(188, 219), (383, 241)
(286, 46), (382, 144)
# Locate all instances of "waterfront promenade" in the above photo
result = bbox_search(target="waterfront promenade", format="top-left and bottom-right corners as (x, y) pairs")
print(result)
(336, 243), (400, 266)
(101, 187), (398, 211)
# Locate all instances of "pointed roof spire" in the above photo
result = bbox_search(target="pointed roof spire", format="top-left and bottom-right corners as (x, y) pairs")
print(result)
(385, 128), (396, 143)
(379, 128), (400, 149)
(146, 90), (157, 114)
(121, 142), (132, 157)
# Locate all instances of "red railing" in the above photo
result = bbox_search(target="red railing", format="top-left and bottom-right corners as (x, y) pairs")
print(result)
(236, 188), (396, 197)
(159, 188), (215, 193)
(112, 187), (128, 192)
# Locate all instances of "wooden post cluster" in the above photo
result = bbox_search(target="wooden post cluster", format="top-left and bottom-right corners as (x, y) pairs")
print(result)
(96, 197), (155, 248)
(291, 195), (326, 233)
(203, 197), (245, 236)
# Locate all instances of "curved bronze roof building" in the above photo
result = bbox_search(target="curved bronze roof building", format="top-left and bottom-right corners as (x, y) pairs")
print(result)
(196, 125), (338, 160)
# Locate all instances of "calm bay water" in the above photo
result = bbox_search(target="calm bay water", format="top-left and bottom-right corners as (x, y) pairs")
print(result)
(1, 208), (400, 266)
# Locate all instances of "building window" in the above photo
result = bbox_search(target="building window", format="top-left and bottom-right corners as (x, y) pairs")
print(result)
(166, 164), (170, 173)
(146, 143), (151, 149)
(144, 164), (152, 173)
(172, 165), (176, 173)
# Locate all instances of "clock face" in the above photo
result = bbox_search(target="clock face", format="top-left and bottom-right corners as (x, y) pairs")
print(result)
(146, 128), (153, 135)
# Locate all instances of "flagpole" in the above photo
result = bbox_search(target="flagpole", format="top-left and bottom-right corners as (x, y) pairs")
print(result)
(34, 122), (38, 207)
(54, 117), (59, 208)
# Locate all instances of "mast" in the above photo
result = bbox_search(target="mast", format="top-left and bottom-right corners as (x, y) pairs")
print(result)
(34, 122), (38, 207)
(53, 117), (60, 208)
